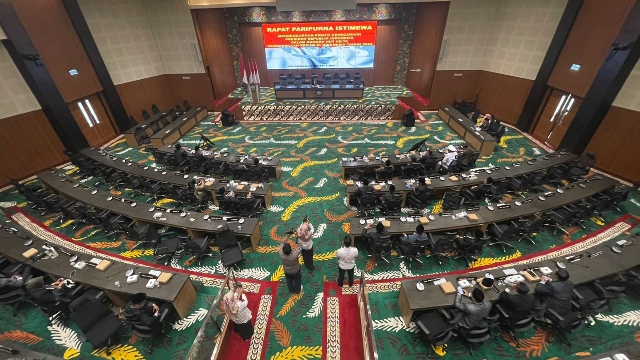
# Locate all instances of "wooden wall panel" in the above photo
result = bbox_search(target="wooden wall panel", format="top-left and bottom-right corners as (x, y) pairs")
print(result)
(0, 110), (68, 185)
(373, 20), (402, 85)
(237, 20), (402, 87)
(585, 106), (640, 183)
(192, 9), (237, 98)
(12, 0), (103, 103)
(476, 72), (533, 125)
(428, 70), (481, 110)
(405, 1), (450, 98)
(116, 75), (173, 124)
(547, 0), (635, 98)
(165, 73), (216, 111)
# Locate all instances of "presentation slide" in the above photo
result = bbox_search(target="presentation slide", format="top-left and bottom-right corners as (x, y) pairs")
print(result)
(262, 21), (377, 70)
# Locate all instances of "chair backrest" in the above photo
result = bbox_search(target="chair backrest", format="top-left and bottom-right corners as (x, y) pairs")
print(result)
(141, 110), (150, 120)
(359, 195), (377, 207)
(432, 234), (454, 253)
(386, 197), (403, 211)
(175, 105), (184, 113)
(151, 104), (160, 114)
(183, 100), (191, 111)
(215, 229), (237, 250)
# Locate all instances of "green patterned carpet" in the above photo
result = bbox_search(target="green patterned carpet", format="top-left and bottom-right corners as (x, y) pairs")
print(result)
(1, 114), (640, 360)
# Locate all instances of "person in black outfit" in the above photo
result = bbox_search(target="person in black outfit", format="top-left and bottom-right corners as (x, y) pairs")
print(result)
(498, 281), (536, 323)
(354, 178), (374, 198)
(221, 109), (239, 126)
(535, 269), (574, 316)
(173, 144), (188, 164)
(194, 146), (205, 161)
(123, 292), (172, 334)
(379, 184), (396, 206)
(465, 177), (494, 203)
(408, 177), (433, 206)
(362, 222), (390, 253)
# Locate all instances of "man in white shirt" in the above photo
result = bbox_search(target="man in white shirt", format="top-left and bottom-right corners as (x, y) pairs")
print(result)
(440, 145), (458, 171)
(336, 236), (359, 287)
(222, 283), (253, 341)
(296, 216), (315, 271)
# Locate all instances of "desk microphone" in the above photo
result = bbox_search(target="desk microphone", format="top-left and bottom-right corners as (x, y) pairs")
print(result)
(56, 247), (72, 256)
(0, 345), (18, 355)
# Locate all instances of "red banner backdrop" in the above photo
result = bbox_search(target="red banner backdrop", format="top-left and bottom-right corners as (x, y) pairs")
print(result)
(262, 21), (377, 48)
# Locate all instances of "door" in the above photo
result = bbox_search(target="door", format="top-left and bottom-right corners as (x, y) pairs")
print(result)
(69, 93), (118, 147)
(532, 88), (582, 149)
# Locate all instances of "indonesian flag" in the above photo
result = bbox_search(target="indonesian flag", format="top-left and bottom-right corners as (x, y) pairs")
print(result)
(249, 60), (257, 84)
(253, 60), (261, 84)
(239, 53), (248, 85)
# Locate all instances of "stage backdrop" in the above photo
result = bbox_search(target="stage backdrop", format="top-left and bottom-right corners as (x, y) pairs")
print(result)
(224, 4), (416, 87)
(262, 21), (377, 70)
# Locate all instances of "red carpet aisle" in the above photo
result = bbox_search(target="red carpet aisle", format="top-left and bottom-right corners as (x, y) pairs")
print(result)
(221, 281), (279, 360)
(323, 281), (364, 360)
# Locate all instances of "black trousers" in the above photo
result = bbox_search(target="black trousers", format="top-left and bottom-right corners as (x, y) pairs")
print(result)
(234, 320), (254, 341)
(338, 267), (355, 287)
(301, 247), (314, 270)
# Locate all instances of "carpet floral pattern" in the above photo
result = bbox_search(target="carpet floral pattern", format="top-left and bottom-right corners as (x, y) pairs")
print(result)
(0, 113), (639, 359)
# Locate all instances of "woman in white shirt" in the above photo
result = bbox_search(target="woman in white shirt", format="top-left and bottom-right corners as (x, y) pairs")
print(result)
(222, 283), (253, 341)
(336, 236), (358, 287)
(296, 216), (315, 271)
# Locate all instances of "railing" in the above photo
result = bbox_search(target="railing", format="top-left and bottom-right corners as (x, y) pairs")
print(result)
(185, 269), (238, 360)
(358, 272), (379, 360)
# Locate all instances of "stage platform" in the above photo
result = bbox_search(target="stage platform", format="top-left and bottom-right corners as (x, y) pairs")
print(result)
(219, 85), (425, 122)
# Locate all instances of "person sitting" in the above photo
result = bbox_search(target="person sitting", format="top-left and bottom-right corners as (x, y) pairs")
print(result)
(25, 277), (71, 304)
(362, 222), (390, 254)
(535, 269), (574, 316)
(479, 114), (492, 130)
(464, 177), (494, 203)
(498, 281), (536, 323)
(354, 178), (374, 198)
(0, 274), (25, 289)
(193, 178), (207, 204)
(453, 287), (492, 329)
(250, 157), (261, 169)
(173, 143), (188, 164)
(407, 177), (433, 207)
(123, 292), (172, 333)
(379, 185), (398, 210)
(375, 159), (392, 173)
(221, 109), (239, 126)
(194, 146), (205, 161)
(440, 145), (458, 171)
(399, 224), (428, 255)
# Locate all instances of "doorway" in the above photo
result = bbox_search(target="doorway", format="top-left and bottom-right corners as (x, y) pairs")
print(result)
(532, 88), (582, 149)
(69, 94), (118, 147)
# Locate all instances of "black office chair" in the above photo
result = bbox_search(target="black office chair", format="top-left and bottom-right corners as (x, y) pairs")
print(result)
(487, 221), (523, 253)
(375, 166), (394, 181)
(139, 178), (166, 204)
(175, 105), (184, 115)
(401, 239), (428, 268)
(427, 232), (456, 265)
(493, 303), (535, 348)
(214, 227), (245, 268)
(183, 236), (217, 266)
(141, 110), (151, 120)
(414, 312), (455, 359)
(357, 194), (378, 216)
(122, 223), (151, 248)
(134, 128), (151, 145)
(69, 299), (124, 355)
(151, 104), (160, 114)
(540, 309), (585, 346)
(380, 196), (402, 216)
(154, 236), (186, 266)
(402, 165), (423, 179)
(125, 307), (171, 354)
(183, 100), (191, 111)
(455, 229), (486, 266)
(441, 191), (463, 211)
(367, 233), (392, 266)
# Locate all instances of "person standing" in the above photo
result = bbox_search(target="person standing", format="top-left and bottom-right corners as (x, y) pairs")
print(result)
(336, 236), (359, 287)
(296, 216), (315, 271)
(222, 283), (253, 341)
(279, 234), (302, 294)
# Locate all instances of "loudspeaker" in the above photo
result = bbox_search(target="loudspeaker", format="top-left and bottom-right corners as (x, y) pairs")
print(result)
(442, 191), (462, 211)
(401, 109), (415, 127)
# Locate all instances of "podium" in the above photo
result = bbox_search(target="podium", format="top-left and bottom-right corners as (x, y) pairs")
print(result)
(249, 82), (260, 104)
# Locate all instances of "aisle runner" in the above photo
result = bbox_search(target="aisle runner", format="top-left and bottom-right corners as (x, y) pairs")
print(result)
(323, 281), (365, 360)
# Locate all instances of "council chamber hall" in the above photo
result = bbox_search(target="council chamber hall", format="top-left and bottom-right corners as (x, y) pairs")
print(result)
(0, 0), (640, 359)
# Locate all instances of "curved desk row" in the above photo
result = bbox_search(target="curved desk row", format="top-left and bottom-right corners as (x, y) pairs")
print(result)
(38, 170), (263, 250)
(78, 148), (273, 207)
(398, 233), (640, 325)
(0, 224), (195, 318)
(346, 152), (579, 206)
(148, 107), (208, 148)
(349, 175), (617, 239)
(438, 105), (497, 157)
(156, 145), (283, 180)
(122, 109), (174, 148)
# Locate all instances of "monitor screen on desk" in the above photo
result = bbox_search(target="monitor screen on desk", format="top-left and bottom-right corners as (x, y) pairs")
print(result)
(262, 22), (377, 69)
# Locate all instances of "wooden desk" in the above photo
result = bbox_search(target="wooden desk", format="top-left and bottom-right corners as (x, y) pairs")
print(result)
(349, 176), (617, 239)
(122, 110), (174, 148)
(156, 146), (282, 180)
(397, 236), (640, 325)
(38, 170), (263, 250)
(340, 152), (438, 179)
(274, 84), (365, 100)
(149, 107), (207, 148)
(79, 148), (273, 207)
(438, 106), (496, 157)
(345, 152), (579, 203)
(0, 226), (196, 318)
